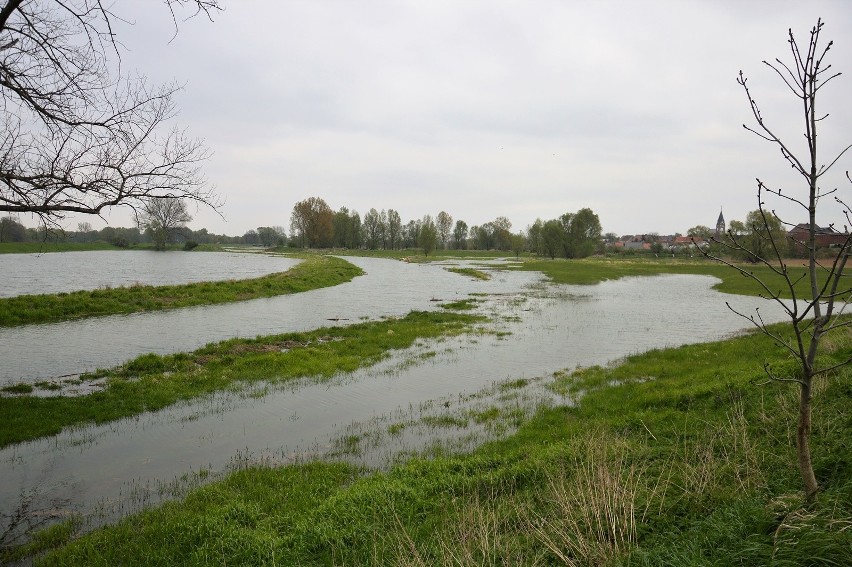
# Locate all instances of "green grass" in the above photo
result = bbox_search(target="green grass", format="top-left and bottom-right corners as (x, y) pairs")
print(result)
(24, 320), (852, 566)
(0, 311), (483, 448)
(440, 298), (480, 311)
(445, 267), (491, 280)
(0, 254), (362, 326)
(515, 256), (828, 299)
(0, 241), (229, 253)
(0, 241), (119, 254)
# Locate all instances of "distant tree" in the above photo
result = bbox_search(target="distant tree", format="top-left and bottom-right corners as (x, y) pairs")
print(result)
(0, 216), (27, 242)
(348, 212), (362, 249)
(190, 228), (213, 244)
(378, 209), (388, 249)
(511, 232), (527, 258)
(332, 208), (361, 249)
(528, 219), (544, 255)
(290, 197), (333, 248)
(687, 225), (713, 240)
(418, 215), (438, 256)
(242, 229), (259, 246)
(256, 226), (281, 247)
(74, 221), (97, 242)
(542, 220), (563, 259)
(453, 220), (468, 250)
(492, 216), (512, 250)
(558, 212), (574, 258)
(332, 207), (351, 248)
(436, 211), (453, 250)
(387, 209), (402, 250)
(742, 209), (787, 260)
(564, 208), (602, 258)
(468, 225), (480, 249)
(403, 219), (420, 248)
(139, 198), (192, 250)
(727, 220), (747, 237)
(100, 226), (140, 247)
(362, 208), (382, 250)
(472, 223), (495, 250)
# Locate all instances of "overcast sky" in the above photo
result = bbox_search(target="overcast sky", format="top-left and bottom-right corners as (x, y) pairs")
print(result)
(65, 1), (852, 237)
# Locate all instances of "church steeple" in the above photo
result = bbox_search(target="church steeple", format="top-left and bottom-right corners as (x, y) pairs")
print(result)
(715, 208), (725, 237)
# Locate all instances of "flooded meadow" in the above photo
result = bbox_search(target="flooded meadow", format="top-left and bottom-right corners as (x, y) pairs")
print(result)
(0, 253), (791, 542)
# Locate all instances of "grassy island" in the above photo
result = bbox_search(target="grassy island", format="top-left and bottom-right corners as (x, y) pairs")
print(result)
(0, 254), (362, 327)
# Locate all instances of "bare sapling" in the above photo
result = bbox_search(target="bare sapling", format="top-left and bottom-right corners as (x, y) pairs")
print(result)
(705, 19), (852, 500)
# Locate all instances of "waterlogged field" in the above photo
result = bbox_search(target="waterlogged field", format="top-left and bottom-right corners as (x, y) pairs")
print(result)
(1, 252), (849, 565)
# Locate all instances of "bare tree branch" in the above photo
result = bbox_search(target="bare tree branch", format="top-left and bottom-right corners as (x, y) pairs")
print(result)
(0, 0), (223, 225)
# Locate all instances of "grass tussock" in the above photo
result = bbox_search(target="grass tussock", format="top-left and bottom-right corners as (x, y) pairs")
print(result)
(0, 254), (362, 327)
(445, 267), (491, 280)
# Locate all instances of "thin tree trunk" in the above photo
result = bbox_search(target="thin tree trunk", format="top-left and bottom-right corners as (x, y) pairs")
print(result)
(798, 377), (819, 499)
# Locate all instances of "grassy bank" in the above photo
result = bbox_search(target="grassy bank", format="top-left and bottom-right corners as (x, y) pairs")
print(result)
(0, 254), (362, 327)
(0, 311), (483, 448)
(0, 241), (229, 253)
(0, 241), (120, 254)
(17, 322), (852, 565)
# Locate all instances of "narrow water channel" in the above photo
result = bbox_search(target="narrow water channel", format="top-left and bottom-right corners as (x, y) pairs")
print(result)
(0, 257), (531, 384)
(0, 258), (792, 542)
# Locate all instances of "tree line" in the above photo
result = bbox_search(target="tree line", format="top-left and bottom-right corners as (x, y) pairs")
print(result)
(287, 197), (603, 257)
(1, 197), (604, 257)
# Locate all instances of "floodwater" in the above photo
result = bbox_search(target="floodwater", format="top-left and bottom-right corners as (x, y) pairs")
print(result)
(0, 254), (793, 542)
(0, 249), (299, 298)
(1, 257), (533, 384)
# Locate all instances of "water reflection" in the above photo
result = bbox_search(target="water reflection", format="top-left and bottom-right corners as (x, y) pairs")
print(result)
(0, 263), (791, 540)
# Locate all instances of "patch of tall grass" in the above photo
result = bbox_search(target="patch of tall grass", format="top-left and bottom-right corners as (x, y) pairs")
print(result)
(24, 322), (852, 565)
(0, 254), (362, 326)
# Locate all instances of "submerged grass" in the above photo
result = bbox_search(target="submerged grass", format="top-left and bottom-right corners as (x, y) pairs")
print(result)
(22, 321), (852, 565)
(0, 254), (362, 327)
(0, 311), (482, 448)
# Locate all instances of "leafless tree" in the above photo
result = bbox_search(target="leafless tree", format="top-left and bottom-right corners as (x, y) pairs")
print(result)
(0, 1), (222, 227)
(139, 196), (191, 250)
(707, 19), (852, 499)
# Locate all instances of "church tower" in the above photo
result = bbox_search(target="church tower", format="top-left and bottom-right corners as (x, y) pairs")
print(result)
(715, 209), (725, 237)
